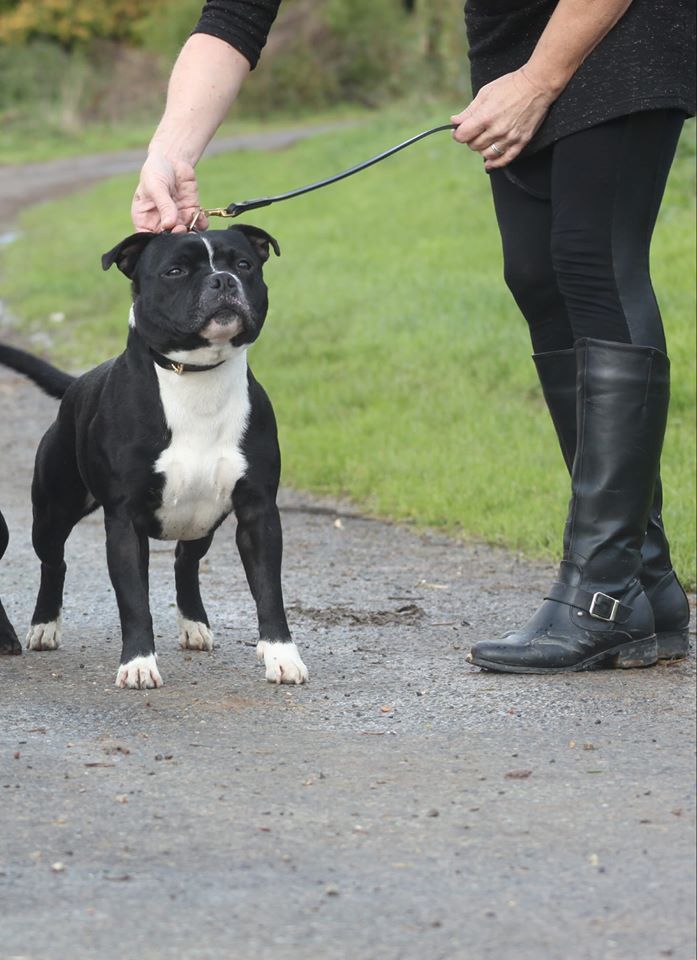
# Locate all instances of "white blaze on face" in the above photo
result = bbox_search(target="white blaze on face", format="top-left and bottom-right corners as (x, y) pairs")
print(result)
(198, 234), (243, 289)
(198, 233), (249, 344)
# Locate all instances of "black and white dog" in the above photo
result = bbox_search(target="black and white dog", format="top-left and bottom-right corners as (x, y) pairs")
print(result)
(0, 509), (21, 655)
(0, 226), (308, 689)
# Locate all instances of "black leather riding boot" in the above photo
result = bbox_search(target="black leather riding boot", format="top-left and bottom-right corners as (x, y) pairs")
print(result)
(531, 347), (690, 660)
(467, 339), (671, 673)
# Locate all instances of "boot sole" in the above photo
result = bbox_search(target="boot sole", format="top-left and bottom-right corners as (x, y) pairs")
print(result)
(656, 628), (690, 662)
(468, 636), (658, 674)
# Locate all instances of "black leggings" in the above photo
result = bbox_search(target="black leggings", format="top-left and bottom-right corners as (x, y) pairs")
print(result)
(489, 110), (685, 354)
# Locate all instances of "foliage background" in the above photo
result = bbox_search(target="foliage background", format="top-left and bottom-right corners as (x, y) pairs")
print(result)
(0, 0), (468, 148)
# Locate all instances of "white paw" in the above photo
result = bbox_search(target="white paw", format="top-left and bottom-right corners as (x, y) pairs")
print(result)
(257, 640), (308, 685)
(115, 654), (163, 690)
(26, 619), (62, 651)
(178, 615), (214, 652)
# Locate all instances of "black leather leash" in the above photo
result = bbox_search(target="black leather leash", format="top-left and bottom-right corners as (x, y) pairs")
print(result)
(189, 123), (456, 229)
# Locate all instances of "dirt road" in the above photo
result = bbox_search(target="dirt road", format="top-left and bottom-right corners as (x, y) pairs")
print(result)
(0, 136), (695, 960)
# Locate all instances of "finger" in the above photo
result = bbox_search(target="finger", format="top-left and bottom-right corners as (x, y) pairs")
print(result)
(131, 188), (177, 233)
(450, 113), (487, 146)
(483, 141), (524, 171)
(154, 195), (179, 232)
(469, 131), (509, 154)
(131, 196), (159, 234)
(479, 141), (508, 163)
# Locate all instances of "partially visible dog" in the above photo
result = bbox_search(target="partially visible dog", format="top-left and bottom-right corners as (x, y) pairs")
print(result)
(0, 509), (21, 654)
(0, 226), (308, 688)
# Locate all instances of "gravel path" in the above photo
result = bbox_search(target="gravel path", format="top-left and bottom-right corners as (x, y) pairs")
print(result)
(0, 136), (695, 960)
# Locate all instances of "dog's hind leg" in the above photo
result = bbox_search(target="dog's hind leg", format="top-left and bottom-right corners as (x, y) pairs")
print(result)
(105, 513), (162, 689)
(0, 510), (21, 655)
(234, 483), (308, 685)
(174, 534), (214, 652)
(28, 488), (86, 653)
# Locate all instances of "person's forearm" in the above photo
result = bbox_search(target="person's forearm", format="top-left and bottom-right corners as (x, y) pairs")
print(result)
(523, 0), (633, 95)
(148, 33), (251, 166)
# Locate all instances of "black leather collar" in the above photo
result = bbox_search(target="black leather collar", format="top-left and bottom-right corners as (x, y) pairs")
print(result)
(149, 347), (225, 375)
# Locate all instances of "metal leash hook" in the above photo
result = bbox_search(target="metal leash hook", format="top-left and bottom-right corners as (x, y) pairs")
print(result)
(188, 207), (233, 231)
(188, 123), (456, 230)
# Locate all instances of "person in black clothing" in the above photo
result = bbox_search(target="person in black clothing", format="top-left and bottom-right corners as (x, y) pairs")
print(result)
(452, 0), (695, 672)
(132, 0), (695, 675)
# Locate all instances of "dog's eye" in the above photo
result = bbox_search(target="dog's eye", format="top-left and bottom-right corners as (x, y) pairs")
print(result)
(164, 266), (185, 278)
(237, 259), (252, 271)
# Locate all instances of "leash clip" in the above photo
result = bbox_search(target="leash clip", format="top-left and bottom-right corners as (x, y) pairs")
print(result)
(188, 207), (237, 231)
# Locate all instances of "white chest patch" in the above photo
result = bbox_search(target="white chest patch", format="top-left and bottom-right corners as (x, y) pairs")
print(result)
(154, 349), (250, 541)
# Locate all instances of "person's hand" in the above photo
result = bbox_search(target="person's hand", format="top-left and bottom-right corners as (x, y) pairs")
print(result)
(451, 67), (556, 170)
(131, 152), (208, 233)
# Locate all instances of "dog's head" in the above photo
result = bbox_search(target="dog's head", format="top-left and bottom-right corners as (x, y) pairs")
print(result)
(102, 226), (280, 357)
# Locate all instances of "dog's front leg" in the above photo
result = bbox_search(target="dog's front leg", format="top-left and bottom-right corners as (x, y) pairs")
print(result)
(174, 534), (214, 651)
(104, 513), (162, 689)
(234, 487), (308, 685)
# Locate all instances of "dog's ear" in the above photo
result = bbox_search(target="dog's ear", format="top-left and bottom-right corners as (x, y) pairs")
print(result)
(101, 232), (158, 278)
(231, 224), (281, 263)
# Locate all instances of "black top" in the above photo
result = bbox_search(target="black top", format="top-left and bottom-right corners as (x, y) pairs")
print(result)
(192, 0), (282, 69)
(465, 0), (696, 155)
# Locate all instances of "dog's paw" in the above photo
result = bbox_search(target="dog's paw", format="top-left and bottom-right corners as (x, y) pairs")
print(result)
(0, 632), (21, 655)
(115, 654), (163, 690)
(257, 640), (308, 685)
(0, 620), (21, 655)
(178, 616), (214, 652)
(26, 619), (62, 651)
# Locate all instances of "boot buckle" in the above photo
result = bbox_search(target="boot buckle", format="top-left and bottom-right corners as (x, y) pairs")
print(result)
(589, 592), (620, 622)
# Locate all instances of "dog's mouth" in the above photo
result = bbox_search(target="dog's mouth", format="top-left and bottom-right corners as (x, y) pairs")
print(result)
(200, 310), (245, 343)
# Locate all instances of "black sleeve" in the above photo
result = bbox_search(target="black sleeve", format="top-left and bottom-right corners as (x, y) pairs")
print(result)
(191, 1), (282, 70)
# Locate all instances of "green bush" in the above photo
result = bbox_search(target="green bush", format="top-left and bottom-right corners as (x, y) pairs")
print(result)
(238, 0), (468, 115)
(324, 0), (411, 102)
(0, 40), (75, 109)
(0, 39), (166, 142)
(134, 0), (203, 61)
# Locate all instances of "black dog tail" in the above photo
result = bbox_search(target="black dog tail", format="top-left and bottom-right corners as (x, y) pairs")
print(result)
(0, 344), (75, 399)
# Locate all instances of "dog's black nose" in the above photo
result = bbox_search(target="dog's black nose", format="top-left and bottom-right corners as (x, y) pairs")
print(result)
(206, 273), (238, 291)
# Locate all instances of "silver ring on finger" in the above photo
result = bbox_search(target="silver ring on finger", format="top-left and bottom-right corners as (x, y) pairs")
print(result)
(489, 142), (504, 157)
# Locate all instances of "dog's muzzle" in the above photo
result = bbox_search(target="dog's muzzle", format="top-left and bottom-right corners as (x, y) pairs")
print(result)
(198, 273), (252, 342)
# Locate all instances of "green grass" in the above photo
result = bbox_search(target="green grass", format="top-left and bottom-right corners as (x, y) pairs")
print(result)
(1, 118), (161, 166)
(0, 102), (369, 165)
(1, 103), (695, 586)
